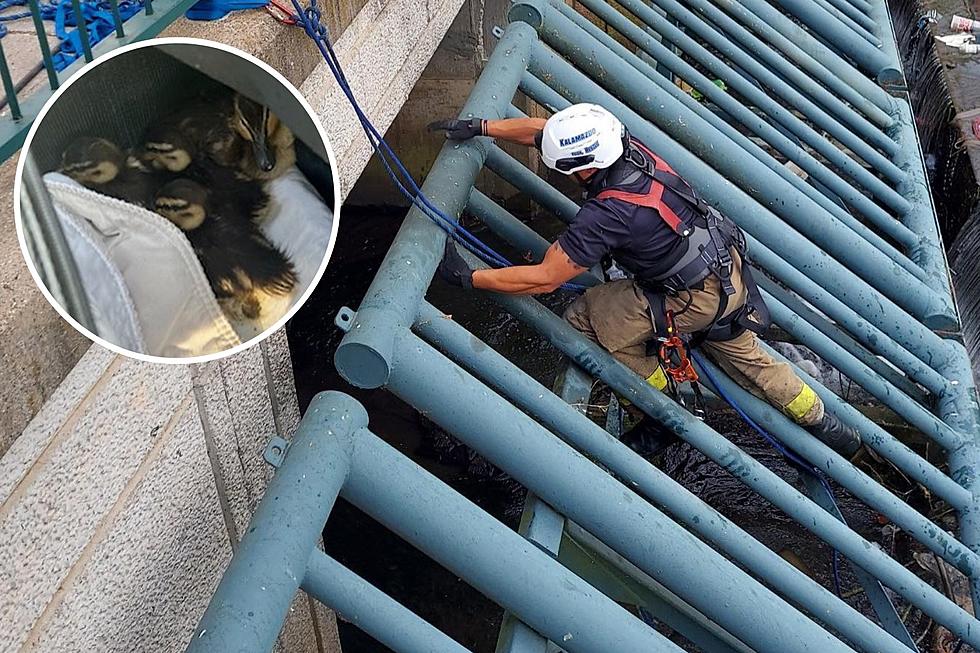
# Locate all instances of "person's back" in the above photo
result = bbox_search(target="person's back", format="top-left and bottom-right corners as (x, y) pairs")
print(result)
(429, 102), (862, 458)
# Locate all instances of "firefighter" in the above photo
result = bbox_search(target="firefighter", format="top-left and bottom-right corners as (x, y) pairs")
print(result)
(430, 103), (860, 457)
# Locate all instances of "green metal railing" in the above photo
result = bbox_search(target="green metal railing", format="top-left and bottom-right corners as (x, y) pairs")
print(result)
(0, 0), (198, 163)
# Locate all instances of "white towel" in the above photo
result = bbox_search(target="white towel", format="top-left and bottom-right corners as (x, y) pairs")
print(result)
(43, 166), (333, 358)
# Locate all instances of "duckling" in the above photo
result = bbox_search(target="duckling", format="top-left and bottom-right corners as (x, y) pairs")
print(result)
(60, 136), (168, 208)
(187, 157), (272, 226)
(154, 178), (297, 320)
(140, 98), (238, 173)
(139, 93), (295, 181)
(229, 93), (296, 180)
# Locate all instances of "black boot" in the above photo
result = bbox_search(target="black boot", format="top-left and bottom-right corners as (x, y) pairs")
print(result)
(622, 416), (679, 459)
(806, 412), (861, 457)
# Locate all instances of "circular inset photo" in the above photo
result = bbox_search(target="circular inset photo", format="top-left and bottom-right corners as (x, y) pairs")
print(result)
(15, 38), (338, 362)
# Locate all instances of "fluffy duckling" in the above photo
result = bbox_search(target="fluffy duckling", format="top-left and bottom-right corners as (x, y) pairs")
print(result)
(139, 93), (295, 181)
(188, 158), (272, 226)
(60, 136), (167, 208)
(230, 94), (296, 180)
(154, 178), (297, 320)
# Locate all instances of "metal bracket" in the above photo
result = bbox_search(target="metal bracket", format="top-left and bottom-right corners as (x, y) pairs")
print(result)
(263, 436), (290, 469)
(335, 306), (357, 332)
(492, 25), (505, 39)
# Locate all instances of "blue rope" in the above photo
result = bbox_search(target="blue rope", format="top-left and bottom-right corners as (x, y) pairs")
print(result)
(286, 0), (586, 292)
(694, 351), (844, 596)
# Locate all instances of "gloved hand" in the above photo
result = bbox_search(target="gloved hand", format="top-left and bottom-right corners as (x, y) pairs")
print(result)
(437, 240), (474, 289)
(428, 117), (486, 140)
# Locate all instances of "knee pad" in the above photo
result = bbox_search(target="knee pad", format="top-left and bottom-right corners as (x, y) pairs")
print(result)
(619, 365), (668, 407)
(784, 382), (821, 424)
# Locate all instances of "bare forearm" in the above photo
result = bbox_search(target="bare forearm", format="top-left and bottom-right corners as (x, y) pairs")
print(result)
(472, 266), (563, 294)
(484, 118), (547, 146)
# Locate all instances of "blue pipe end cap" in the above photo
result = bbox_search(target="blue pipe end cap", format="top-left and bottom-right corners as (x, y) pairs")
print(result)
(508, 0), (546, 28)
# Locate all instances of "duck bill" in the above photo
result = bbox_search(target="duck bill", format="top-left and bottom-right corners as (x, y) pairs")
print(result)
(250, 137), (276, 173)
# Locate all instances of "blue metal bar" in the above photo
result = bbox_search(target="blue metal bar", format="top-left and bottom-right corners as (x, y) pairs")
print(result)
(744, 238), (950, 390)
(821, 0), (879, 31)
(496, 493), (562, 652)
(769, 0), (895, 78)
(646, 0), (893, 157)
(549, 0), (921, 260)
(381, 330), (859, 653)
(937, 341), (980, 612)
(476, 292), (980, 646)
(762, 289), (964, 451)
(797, 474), (919, 651)
(485, 145), (579, 224)
(187, 391), (362, 653)
(711, 0), (894, 122)
(411, 301), (924, 653)
(808, 0), (881, 45)
(821, 0), (879, 34)
(343, 409), (687, 652)
(735, 0), (897, 95)
(600, 0), (908, 189)
(465, 190), (599, 288)
(498, 367), (589, 653)
(302, 552), (471, 653)
(505, 104), (525, 120)
(559, 525), (753, 653)
(335, 21), (536, 389)
(519, 42), (958, 330)
(835, 0), (875, 16)
(756, 274), (926, 402)
(865, 0), (957, 307)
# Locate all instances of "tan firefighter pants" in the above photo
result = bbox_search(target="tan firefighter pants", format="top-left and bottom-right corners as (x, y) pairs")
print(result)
(564, 253), (824, 425)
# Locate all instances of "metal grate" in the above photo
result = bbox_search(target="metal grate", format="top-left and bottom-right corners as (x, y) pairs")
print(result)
(192, 0), (980, 650)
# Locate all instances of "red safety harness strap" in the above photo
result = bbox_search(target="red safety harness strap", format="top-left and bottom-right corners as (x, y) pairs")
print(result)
(595, 141), (695, 236)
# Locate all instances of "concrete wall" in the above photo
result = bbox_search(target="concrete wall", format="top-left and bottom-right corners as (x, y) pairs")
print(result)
(343, 0), (541, 207)
(0, 332), (338, 652)
(0, 0), (477, 649)
(301, 0), (475, 195)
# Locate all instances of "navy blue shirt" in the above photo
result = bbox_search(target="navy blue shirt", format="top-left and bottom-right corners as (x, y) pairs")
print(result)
(557, 154), (694, 276)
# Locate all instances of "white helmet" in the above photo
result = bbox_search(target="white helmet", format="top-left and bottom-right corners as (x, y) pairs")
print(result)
(540, 103), (625, 175)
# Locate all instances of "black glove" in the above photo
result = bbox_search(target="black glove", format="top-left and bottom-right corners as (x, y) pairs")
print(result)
(437, 240), (474, 289)
(428, 117), (486, 140)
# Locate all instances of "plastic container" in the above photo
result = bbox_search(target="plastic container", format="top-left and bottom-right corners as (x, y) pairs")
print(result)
(951, 15), (980, 32)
